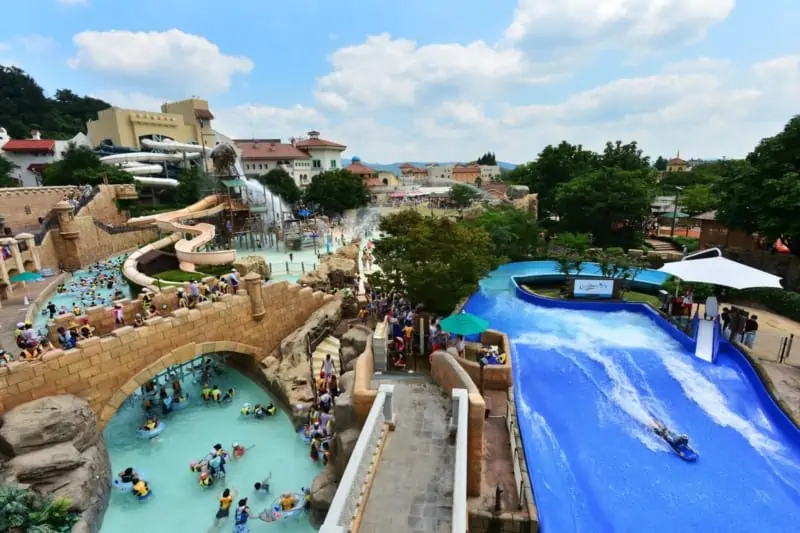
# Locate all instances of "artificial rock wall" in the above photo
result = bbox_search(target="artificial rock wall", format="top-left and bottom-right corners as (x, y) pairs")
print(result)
(0, 186), (80, 231)
(0, 281), (332, 426)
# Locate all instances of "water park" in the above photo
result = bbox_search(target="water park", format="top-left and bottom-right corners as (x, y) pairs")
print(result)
(1, 148), (800, 533)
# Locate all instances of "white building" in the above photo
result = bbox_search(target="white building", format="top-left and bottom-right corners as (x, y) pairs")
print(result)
(234, 131), (346, 189)
(479, 165), (501, 182)
(426, 164), (454, 181)
(0, 128), (92, 187)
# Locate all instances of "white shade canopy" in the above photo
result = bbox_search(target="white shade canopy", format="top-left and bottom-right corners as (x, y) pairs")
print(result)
(658, 249), (783, 290)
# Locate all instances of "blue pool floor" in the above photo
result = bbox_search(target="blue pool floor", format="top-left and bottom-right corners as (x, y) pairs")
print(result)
(465, 272), (800, 533)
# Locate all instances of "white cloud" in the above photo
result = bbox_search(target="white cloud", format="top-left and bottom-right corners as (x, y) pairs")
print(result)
(315, 33), (543, 110)
(436, 101), (487, 126)
(90, 90), (168, 111)
(68, 29), (253, 94)
(212, 104), (324, 140)
(504, 0), (734, 51)
(314, 90), (349, 111)
(56, 0), (89, 5)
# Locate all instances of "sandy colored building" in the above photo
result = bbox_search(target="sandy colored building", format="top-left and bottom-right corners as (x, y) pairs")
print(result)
(666, 151), (689, 173)
(452, 164), (481, 184)
(86, 98), (216, 150)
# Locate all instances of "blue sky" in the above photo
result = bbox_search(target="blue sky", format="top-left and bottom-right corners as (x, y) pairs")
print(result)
(1, 0), (799, 163)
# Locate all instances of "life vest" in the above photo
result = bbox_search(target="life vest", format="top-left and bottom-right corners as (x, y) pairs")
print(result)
(133, 481), (149, 497)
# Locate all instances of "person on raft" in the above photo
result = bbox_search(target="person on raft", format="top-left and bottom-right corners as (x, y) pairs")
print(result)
(141, 416), (159, 431)
(132, 477), (150, 498)
(118, 467), (139, 483)
(654, 424), (690, 449)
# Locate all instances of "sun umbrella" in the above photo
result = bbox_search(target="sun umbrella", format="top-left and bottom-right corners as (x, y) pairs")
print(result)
(658, 254), (783, 290)
(439, 312), (489, 336)
(10, 271), (41, 283)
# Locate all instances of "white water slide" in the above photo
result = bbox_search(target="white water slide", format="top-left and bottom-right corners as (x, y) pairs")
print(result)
(100, 138), (210, 188)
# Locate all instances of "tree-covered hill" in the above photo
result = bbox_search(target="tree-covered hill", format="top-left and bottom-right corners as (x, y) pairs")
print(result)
(0, 65), (110, 140)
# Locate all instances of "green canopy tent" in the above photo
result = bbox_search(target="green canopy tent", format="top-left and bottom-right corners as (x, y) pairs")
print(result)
(10, 271), (42, 306)
(439, 312), (489, 336)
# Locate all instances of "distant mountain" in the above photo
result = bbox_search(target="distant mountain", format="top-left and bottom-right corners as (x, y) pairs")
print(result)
(341, 159), (517, 176)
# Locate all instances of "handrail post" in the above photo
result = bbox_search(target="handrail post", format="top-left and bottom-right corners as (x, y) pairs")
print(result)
(381, 384), (397, 430)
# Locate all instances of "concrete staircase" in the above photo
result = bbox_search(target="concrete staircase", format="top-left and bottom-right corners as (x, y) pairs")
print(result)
(312, 335), (341, 377)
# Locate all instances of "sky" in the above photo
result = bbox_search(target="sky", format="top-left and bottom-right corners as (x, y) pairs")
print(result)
(1, 0), (799, 164)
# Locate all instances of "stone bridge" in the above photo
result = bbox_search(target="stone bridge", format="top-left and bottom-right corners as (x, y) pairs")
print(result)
(0, 274), (335, 428)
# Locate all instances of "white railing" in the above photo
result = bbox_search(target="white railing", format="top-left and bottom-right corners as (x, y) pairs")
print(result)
(450, 388), (469, 533)
(372, 318), (388, 372)
(320, 384), (396, 533)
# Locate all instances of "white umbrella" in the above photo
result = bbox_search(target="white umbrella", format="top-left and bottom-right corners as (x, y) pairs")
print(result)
(658, 248), (783, 290)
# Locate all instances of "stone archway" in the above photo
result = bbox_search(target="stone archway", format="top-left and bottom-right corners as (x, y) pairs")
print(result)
(97, 340), (263, 428)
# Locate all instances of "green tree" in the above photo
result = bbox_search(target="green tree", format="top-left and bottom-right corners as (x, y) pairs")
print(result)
(175, 165), (202, 206)
(600, 141), (650, 171)
(0, 156), (20, 187)
(680, 183), (717, 216)
(303, 169), (370, 214)
(504, 141), (598, 220)
(450, 183), (479, 211)
(42, 143), (133, 186)
(367, 210), (497, 315)
(466, 205), (542, 262)
(654, 156), (667, 172)
(715, 115), (800, 252)
(0, 66), (110, 139)
(555, 167), (654, 247)
(476, 152), (497, 165)
(257, 168), (301, 204)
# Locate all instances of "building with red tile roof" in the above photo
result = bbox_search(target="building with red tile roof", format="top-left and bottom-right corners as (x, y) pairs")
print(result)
(233, 131), (347, 189)
(452, 164), (481, 184)
(0, 128), (92, 187)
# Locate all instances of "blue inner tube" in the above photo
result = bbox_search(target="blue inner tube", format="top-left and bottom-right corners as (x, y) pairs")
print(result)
(113, 472), (146, 493)
(297, 428), (312, 443)
(138, 421), (165, 439)
(137, 490), (152, 501)
(673, 442), (699, 462)
(271, 493), (305, 518)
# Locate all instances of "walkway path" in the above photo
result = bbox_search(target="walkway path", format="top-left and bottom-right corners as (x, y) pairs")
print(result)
(0, 277), (52, 353)
(359, 380), (455, 533)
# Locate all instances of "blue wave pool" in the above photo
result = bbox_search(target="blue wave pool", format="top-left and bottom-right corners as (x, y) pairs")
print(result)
(465, 262), (800, 533)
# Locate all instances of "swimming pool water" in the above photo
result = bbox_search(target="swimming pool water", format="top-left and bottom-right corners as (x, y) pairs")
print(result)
(34, 256), (130, 331)
(100, 365), (318, 533)
(465, 266), (800, 533)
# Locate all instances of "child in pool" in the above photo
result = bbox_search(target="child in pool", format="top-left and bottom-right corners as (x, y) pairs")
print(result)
(222, 388), (236, 402)
(142, 416), (158, 431)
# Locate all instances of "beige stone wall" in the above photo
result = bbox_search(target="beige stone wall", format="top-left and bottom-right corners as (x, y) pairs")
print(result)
(37, 231), (61, 270)
(352, 342), (378, 423)
(430, 350), (485, 497)
(71, 215), (159, 267)
(0, 281), (332, 427)
(0, 186), (80, 231)
(77, 185), (136, 226)
(511, 193), (539, 219)
(457, 329), (513, 390)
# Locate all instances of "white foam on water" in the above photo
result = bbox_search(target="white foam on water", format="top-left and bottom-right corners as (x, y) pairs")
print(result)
(660, 352), (783, 455)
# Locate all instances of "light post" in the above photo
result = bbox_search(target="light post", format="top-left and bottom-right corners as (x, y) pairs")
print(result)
(670, 186), (684, 237)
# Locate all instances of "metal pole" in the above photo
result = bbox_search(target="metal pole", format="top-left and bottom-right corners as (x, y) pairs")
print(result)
(786, 334), (795, 363)
(670, 187), (682, 237)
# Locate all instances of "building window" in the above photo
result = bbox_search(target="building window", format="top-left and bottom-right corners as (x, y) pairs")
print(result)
(330, 160), (337, 169)
(313, 160), (321, 168)
(259, 163), (263, 169)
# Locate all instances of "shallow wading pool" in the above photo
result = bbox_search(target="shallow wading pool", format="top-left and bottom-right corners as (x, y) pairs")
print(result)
(100, 366), (317, 533)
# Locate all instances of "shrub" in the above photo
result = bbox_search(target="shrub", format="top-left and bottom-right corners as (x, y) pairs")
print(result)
(673, 236), (699, 253)
(0, 485), (78, 533)
(729, 288), (800, 322)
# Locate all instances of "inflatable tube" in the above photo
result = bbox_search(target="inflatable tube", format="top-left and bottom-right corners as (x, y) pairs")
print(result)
(138, 422), (165, 439)
(172, 394), (190, 410)
(297, 427), (312, 444)
(137, 490), (153, 502)
(271, 493), (305, 519)
(112, 472), (146, 493)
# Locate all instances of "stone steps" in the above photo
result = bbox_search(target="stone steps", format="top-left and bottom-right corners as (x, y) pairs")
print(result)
(312, 335), (341, 378)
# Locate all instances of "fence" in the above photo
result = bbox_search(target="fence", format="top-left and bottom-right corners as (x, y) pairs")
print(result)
(267, 261), (318, 275)
(505, 392), (531, 514)
(319, 384), (396, 533)
(450, 389), (469, 533)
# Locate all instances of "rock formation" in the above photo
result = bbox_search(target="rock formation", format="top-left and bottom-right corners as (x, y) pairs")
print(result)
(260, 297), (343, 427)
(297, 243), (359, 291)
(233, 255), (271, 280)
(507, 184), (530, 199)
(340, 325), (372, 372)
(0, 395), (111, 533)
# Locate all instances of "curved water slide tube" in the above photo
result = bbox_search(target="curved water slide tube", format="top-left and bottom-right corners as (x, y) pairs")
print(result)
(124, 195), (236, 291)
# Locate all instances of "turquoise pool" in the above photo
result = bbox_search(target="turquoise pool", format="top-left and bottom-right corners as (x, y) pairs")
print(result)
(100, 361), (318, 533)
(34, 255), (130, 331)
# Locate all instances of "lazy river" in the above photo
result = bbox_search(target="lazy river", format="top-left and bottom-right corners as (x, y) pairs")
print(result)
(100, 364), (317, 533)
(465, 262), (800, 533)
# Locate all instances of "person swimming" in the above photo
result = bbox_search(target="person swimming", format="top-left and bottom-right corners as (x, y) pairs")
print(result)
(211, 385), (222, 402)
(232, 442), (247, 459)
(201, 384), (212, 402)
(132, 477), (150, 498)
(240, 402), (253, 416)
(142, 416), (158, 431)
(200, 471), (214, 488)
(118, 467), (138, 484)
(222, 388), (236, 402)
(254, 473), (271, 494)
